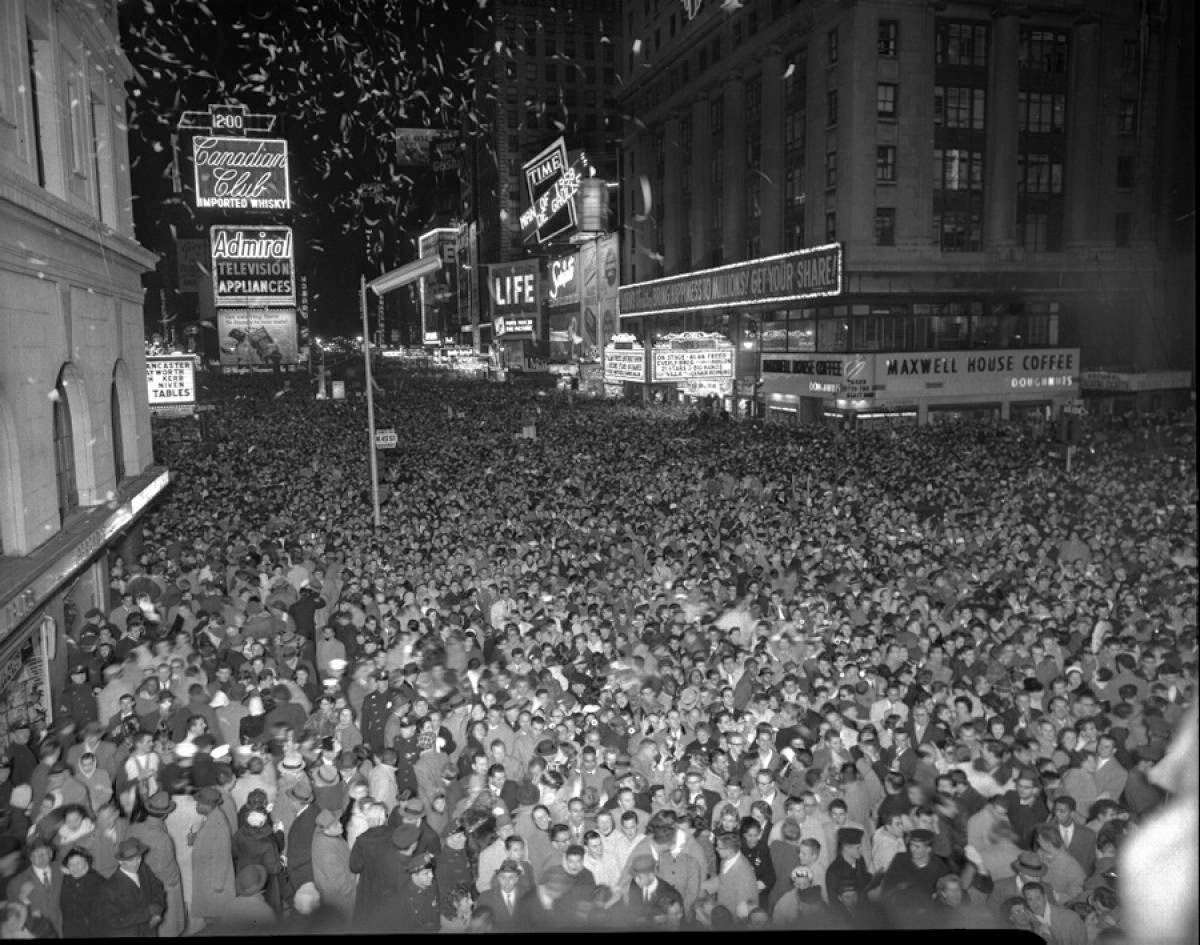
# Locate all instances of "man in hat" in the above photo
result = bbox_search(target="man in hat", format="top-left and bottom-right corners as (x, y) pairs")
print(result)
(878, 829), (951, 926)
(5, 837), (63, 935)
(351, 819), (419, 930)
(191, 785), (237, 928)
(621, 852), (680, 924)
(825, 827), (871, 901)
(389, 713), (423, 797)
(1123, 742), (1168, 815)
(988, 850), (1059, 913)
(392, 852), (440, 930)
(1021, 881), (1086, 945)
(476, 859), (541, 931)
(312, 808), (357, 926)
(126, 791), (187, 936)
(57, 663), (98, 729)
(103, 837), (166, 936)
(390, 796), (442, 858)
(219, 864), (277, 931)
(285, 777), (321, 888)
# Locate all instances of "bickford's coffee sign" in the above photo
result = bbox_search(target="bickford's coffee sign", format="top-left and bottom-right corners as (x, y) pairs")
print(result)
(192, 136), (291, 210)
(210, 226), (296, 307)
(621, 244), (842, 317)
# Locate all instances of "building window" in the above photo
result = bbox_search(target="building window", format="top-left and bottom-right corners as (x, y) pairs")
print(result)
(785, 205), (806, 250)
(26, 24), (58, 192)
(937, 86), (987, 130)
(827, 28), (838, 64)
(1019, 28), (1069, 74)
(1116, 155), (1134, 190)
(1115, 212), (1132, 247)
(1121, 37), (1139, 74)
(710, 97), (724, 139)
(824, 149), (837, 188)
(110, 380), (125, 484)
(545, 62), (558, 82)
(936, 21), (988, 68)
(876, 145), (896, 182)
(90, 93), (116, 226)
(1017, 91), (1065, 134)
(711, 37), (721, 63)
(54, 376), (78, 521)
(878, 20), (898, 57)
(877, 83), (897, 118)
(826, 89), (838, 126)
(1118, 99), (1137, 135)
(749, 10), (758, 34)
(733, 19), (742, 46)
(1018, 153), (1064, 195)
(935, 212), (980, 252)
(874, 208), (896, 245)
(825, 210), (837, 241)
(1021, 212), (1050, 252)
(933, 148), (983, 192)
(525, 63), (538, 81)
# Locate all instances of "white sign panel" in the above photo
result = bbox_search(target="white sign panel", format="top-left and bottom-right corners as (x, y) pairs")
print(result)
(652, 347), (735, 382)
(145, 356), (196, 406)
(604, 347), (646, 383)
(375, 429), (398, 449)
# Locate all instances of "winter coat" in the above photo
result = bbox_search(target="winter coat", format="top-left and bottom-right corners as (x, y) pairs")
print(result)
(60, 868), (109, 937)
(191, 810), (237, 918)
(311, 830), (357, 923)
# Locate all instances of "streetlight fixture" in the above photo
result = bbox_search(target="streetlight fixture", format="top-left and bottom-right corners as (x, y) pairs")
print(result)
(359, 255), (443, 528)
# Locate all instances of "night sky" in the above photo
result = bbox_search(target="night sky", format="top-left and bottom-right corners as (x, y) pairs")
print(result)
(121, 0), (493, 336)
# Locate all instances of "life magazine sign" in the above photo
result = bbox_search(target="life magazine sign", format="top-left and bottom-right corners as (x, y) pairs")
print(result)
(211, 226), (295, 307)
(145, 356), (196, 406)
(621, 244), (842, 316)
(192, 136), (290, 210)
(652, 347), (735, 382)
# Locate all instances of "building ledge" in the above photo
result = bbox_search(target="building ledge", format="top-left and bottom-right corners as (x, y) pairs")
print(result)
(0, 467), (170, 647)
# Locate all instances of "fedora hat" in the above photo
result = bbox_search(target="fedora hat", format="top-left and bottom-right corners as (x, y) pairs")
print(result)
(116, 837), (149, 860)
(1013, 851), (1047, 876)
(313, 765), (340, 787)
(236, 864), (268, 897)
(144, 792), (176, 817)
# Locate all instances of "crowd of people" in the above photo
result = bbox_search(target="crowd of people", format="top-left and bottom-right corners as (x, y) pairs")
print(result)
(0, 369), (1195, 939)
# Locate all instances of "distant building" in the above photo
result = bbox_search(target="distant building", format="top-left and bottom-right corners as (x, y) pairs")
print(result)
(0, 0), (167, 743)
(462, 0), (622, 349)
(617, 0), (1192, 422)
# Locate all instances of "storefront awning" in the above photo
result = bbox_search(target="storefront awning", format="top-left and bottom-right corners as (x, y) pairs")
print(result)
(0, 467), (170, 647)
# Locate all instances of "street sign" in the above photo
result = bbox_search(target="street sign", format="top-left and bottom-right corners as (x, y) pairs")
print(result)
(375, 428), (398, 449)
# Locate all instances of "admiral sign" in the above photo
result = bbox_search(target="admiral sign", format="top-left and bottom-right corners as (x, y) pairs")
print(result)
(521, 137), (579, 243)
(210, 226), (296, 307)
(192, 136), (290, 210)
(621, 244), (842, 317)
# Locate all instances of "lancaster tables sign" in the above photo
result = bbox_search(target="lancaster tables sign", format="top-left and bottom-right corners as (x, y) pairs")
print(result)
(210, 226), (296, 307)
(145, 356), (196, 406)
(620, 244), (842, 317)
(192, 136), (291, 210)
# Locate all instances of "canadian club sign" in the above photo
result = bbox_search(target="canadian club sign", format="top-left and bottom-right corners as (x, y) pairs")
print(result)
(210, 226), (296, 307)
(192, 136), (291, 210)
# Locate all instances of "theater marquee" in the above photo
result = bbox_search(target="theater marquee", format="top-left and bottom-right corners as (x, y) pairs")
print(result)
(620, 244), (842, 317)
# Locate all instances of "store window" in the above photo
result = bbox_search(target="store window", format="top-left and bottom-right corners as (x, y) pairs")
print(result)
(54, 373), (78, 521)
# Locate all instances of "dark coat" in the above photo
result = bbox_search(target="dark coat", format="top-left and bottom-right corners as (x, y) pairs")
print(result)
(103, 864), (167, 936)
(390, 879), (440, 931)
(476, 887), (543, 931)
(284, 802), (321, 887)
(7, 865), (63, 935)
(60, 868), (109, 938)
(348, 825), (412, 927)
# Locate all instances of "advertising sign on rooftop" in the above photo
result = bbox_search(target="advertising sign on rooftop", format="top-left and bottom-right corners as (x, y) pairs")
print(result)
(521, 137), (580, 244)
(192, 135), (290, 210)
(210, 226), (296, 307)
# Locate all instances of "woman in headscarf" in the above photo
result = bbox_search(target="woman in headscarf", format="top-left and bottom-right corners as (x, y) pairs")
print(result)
(231, 791), (286, 916)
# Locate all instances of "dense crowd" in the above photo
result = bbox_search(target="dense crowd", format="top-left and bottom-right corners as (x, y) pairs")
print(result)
(0, 370), (1196, 939)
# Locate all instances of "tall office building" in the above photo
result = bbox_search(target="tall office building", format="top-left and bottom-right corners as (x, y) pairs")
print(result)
(0, 0), (167, 742)
(617, 0), (1191, 422)
(466, 0), (622, 272)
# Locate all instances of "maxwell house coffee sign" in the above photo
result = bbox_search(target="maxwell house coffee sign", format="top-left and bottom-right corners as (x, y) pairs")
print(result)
(210, 226), (296, 307)
(192, 136), (290, 210)
(488, 259), (539, 339)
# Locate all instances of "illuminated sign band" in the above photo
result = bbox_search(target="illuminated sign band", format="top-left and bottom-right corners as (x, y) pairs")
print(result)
(192, 136), (291, 210)
(495, 316), (536, 338)
(652, 347), (734, 382)
(621, 244), (843, 317)
(522, 137), (579, 244)
(210, 226), (296, 307)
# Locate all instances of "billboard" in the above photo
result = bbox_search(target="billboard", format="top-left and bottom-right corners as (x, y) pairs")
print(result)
(488, 259), (539, 340)
(604, 346), (646, 383)
(176, 238), (207, 293)
(217, 308), (299, 367)
(145, 356), (196, 406)
(192, 136), (290, 210)
(521, 137), (580, 243)
(210, 226), (295, 307)
(395, 128), (460, 171)
(418, 227), (461, 340)
(620, 243), (842, 317)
